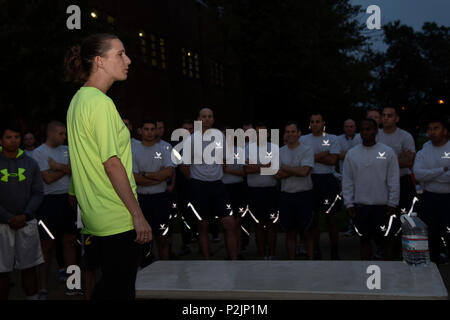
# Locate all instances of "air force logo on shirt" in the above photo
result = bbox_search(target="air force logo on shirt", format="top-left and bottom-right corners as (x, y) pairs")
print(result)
(442, 152), (450, 159)
(154, 152), (162, 160)
(376, 152), (386, 160)
(322, 139), (330, 146)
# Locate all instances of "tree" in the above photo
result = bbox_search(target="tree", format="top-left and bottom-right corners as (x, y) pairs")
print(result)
(371, 21), (450, 134)
(207, 0), (374, 131)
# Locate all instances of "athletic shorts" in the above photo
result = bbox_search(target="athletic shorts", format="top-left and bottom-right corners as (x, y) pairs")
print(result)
(224, 182), (248, 218)
(0, 219), (44, 272)
(187, 179), (232, 221)
(138, 193), (172, 237)
(166, 191), (178, 216)
(247, 186), (279, 224)
(36, 194), (77, 240)
(311, 174), (342, 214)
(398, 175), (417, 213)
(279, 190), (314, 233)
(354, 204), (401, 242)
(421, 191), (450, 238)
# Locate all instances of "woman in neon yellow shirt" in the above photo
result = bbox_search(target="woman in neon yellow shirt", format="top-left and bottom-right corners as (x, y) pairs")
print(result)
(65, 33), (152, 300)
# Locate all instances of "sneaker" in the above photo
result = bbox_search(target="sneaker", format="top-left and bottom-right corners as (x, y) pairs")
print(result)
(38, 289), (48, 300)
(58, 268), (67, 283)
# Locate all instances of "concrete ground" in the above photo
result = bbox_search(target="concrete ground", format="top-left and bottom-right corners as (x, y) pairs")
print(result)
(7, 231), (450, 300)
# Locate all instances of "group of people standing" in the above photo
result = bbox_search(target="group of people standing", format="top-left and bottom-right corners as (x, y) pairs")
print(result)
(1, 33), (448, 301)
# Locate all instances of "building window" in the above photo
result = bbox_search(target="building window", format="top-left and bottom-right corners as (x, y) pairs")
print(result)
(138, 32), (166, 69)
(149, 34), (166, 70)
(210, 60), (224, 87)
(181, 48), (200, 79)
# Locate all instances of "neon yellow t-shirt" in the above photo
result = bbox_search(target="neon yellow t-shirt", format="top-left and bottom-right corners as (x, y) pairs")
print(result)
(66, 87), (136, 236)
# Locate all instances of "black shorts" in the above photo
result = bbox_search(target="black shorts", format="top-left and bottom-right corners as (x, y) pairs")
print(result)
(398, 174), (417, 213)
(224, 182), (248, 218)
(311, 174), (342, 214)
(138, 193), (172, 237)
(187, 179), (232, 221)
(36, 194), (77, 240)
(421, 191), (450, 238)
(279, 190), (314, 233)
(247, 186), (279, 224)
(354, 204), (400, 242)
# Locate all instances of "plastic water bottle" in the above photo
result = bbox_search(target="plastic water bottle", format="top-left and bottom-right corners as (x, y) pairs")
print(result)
(400, 212), (430, 266)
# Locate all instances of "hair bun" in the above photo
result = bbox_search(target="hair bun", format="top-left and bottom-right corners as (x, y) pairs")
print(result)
(64, 45), (86, 83)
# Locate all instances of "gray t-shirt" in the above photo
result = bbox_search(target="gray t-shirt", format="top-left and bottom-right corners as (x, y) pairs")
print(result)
(132, 142), (174, 194)
(32, 144), (70, 195)
(413, 140), (450, 194)
(279, 143), (314, 193)
(131, 138), (140, 152)
(299, 133), (341, 174)
(377, 128), (416, 176)
(337, 133), (362, 173)
(222, 145), (245, 185)
(183, 131), (224, 182)
(245, 142), (277, 187)
(342, 142), (400, 208)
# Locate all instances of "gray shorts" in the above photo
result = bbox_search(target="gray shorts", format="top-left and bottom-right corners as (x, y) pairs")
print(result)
(0, 219), (44, 273)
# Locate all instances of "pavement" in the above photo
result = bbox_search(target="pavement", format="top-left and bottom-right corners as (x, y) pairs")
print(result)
(7, 231), (450, 300)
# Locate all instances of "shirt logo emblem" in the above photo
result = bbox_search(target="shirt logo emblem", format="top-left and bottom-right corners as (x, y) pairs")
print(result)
(442, 152), (450, 159)
(376, 152), (386, 159)
(322, 140), (330, 146)
(154, 152), (162, 159)
(0, 168), (26, 182)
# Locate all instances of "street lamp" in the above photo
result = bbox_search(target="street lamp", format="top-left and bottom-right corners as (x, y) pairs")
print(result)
(90, 12), (98, 19)
(438, 99), (445, 105)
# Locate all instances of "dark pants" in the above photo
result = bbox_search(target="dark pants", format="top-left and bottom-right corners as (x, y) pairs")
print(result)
(398, 175), (417, 213)
(88, 230), (139, 300)
(421, 191), (450, 264)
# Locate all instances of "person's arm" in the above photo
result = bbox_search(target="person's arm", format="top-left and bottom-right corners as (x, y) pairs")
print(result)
(342, 155), (355, 210)
(41, 169), (65, 184)
(412, 152), (445, 182)
(23, 161), (44, 220)
(280, 165), (312, 177)
(180, 164), (190, 180)
(104, 156), (152, 244)
(166, 169), (176, 192)
(435, 169), (450, 183)
(399, 133), (417, 169)
(386, 152), (400, 209)
(274, 169), (290, 180)
(145, 167), (174, 182)
(398, 150), (416, 168)
(223, 165), (246, 177)
(133, 173), (163, 186)
(316, 152), (339, 165)
(48, 158), (71, 175)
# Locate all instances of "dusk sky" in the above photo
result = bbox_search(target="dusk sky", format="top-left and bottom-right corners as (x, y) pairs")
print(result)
(350, 0), (450, 51)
